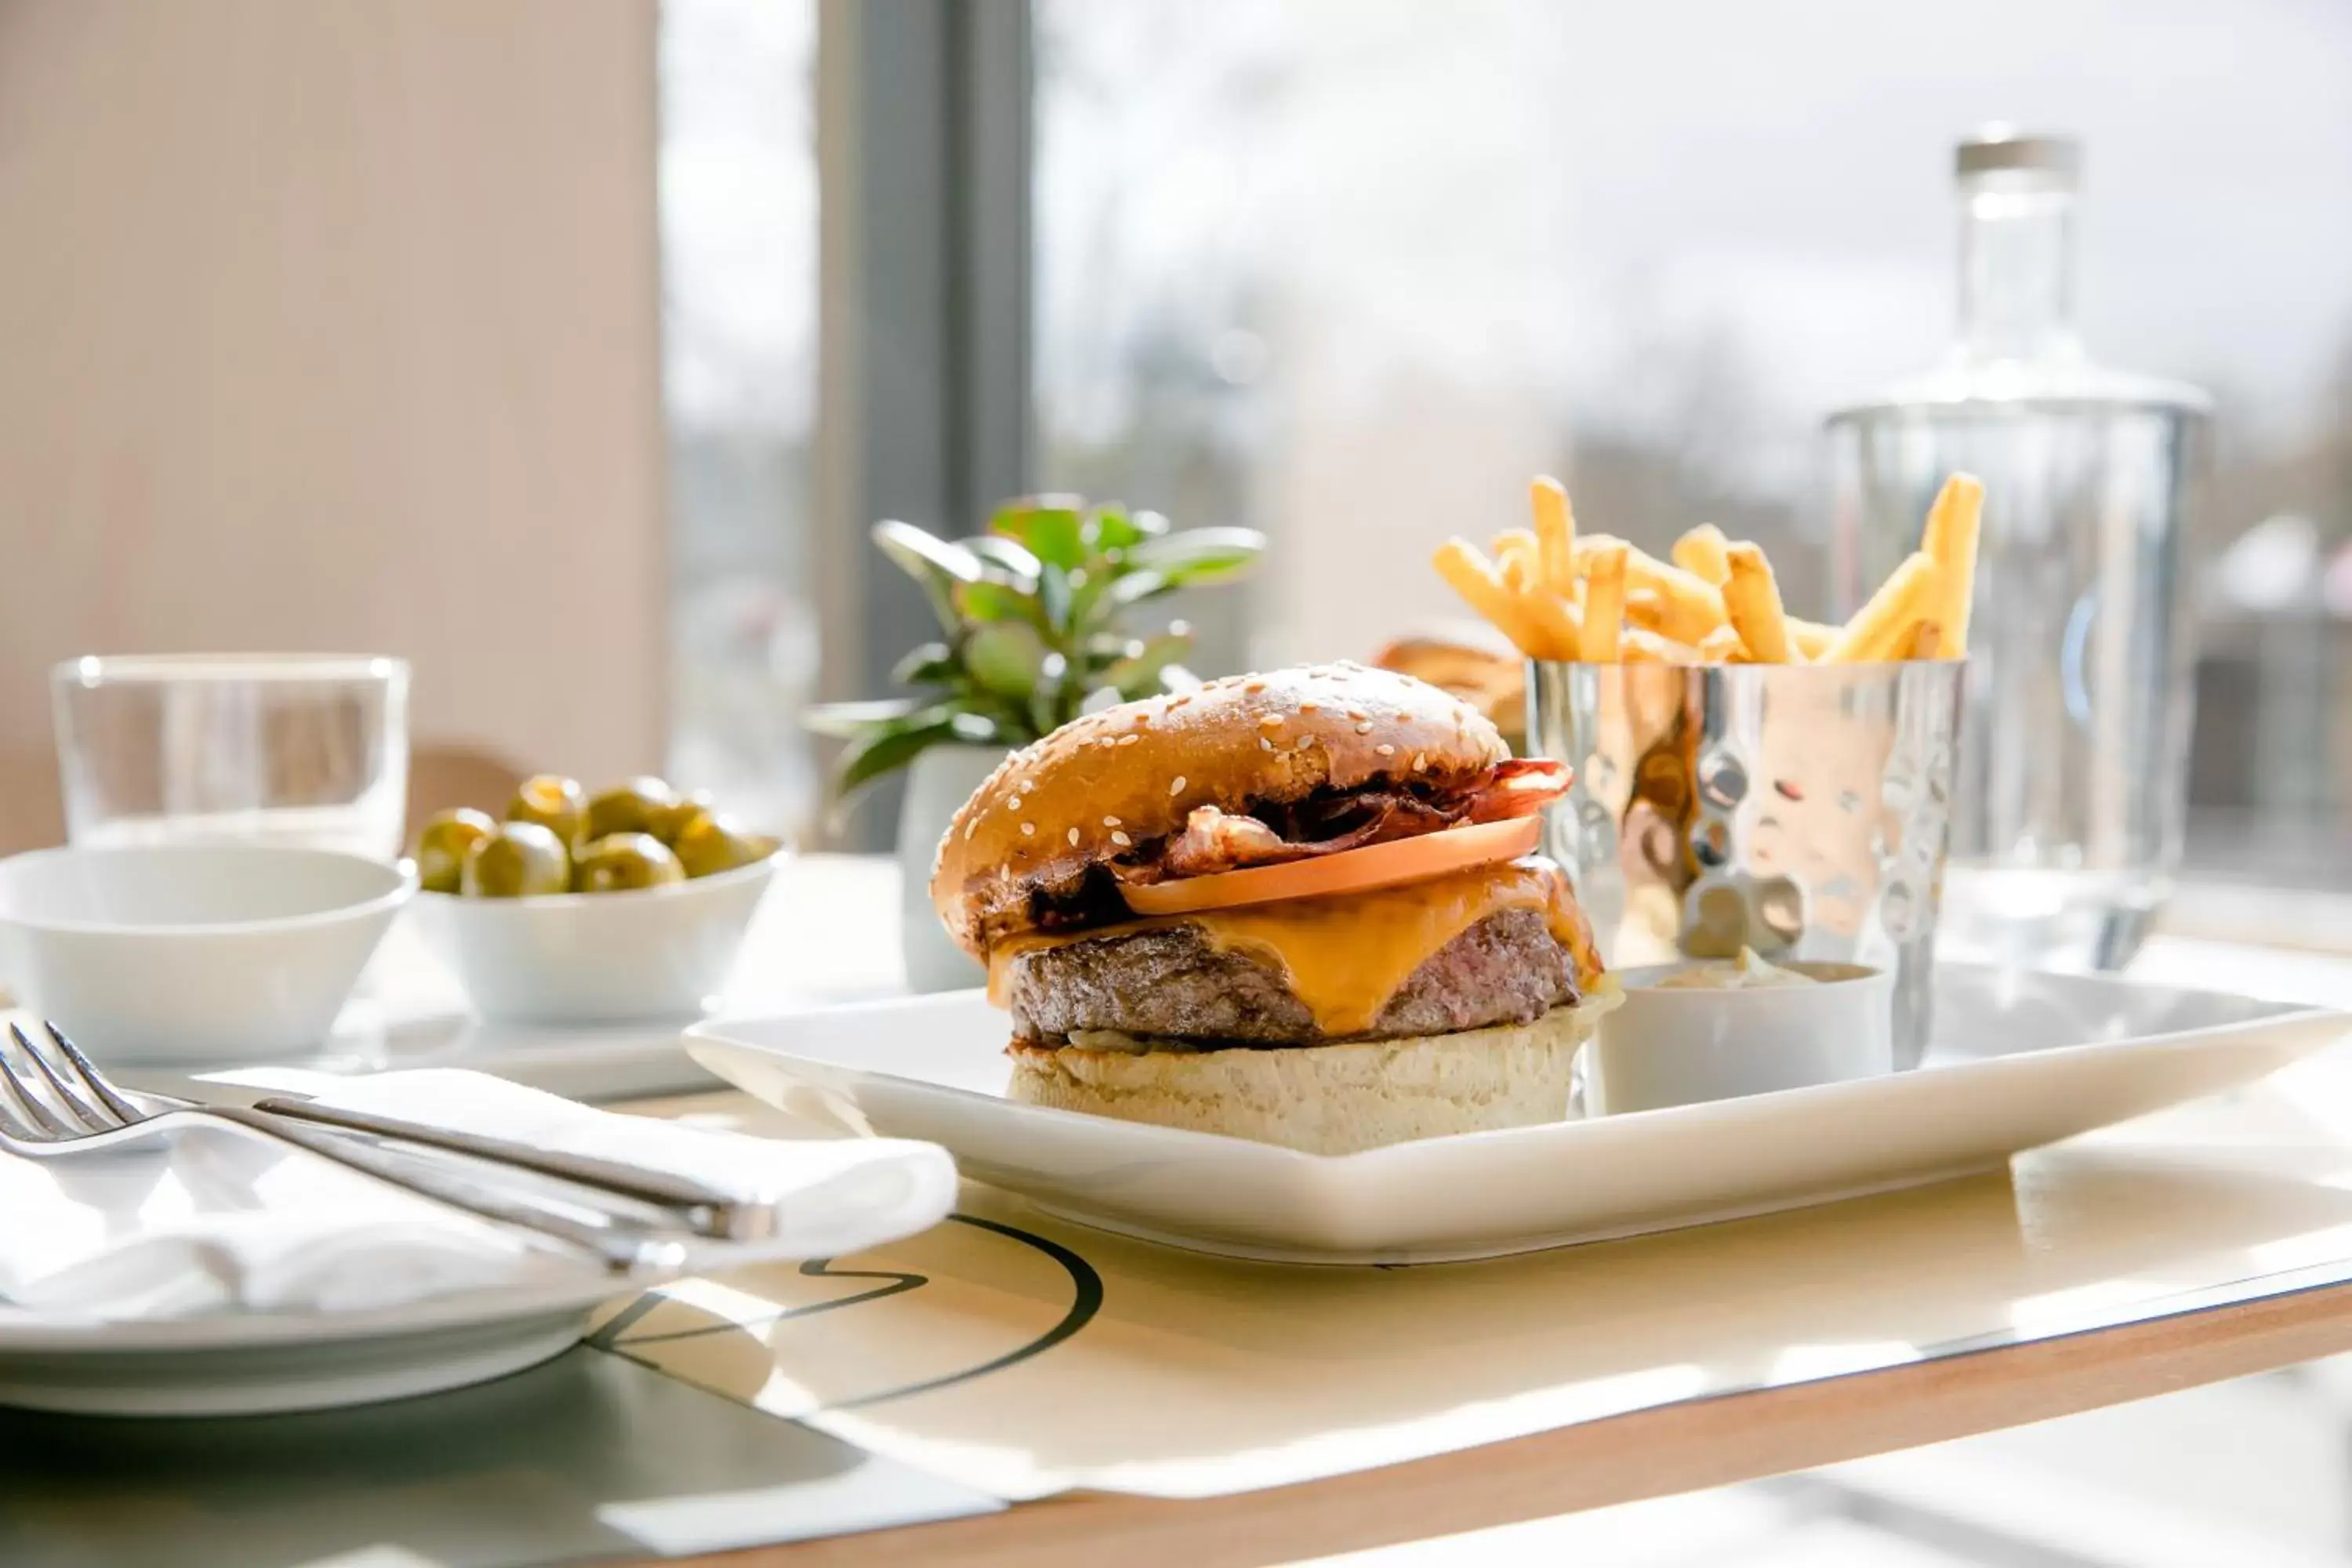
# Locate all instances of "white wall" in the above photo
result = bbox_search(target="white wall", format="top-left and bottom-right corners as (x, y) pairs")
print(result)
(0, 0), (665, 849)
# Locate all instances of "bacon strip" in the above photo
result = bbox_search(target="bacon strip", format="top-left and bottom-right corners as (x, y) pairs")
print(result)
(1120, 760), (1573, 882)
(1155, 797), (1454, 879)
(1457, 758), (1573, 822)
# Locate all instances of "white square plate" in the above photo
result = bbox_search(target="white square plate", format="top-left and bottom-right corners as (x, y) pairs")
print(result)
(688, 967), (2351, 1265)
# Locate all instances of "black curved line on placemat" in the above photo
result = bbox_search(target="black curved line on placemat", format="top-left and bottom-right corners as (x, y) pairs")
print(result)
(593, 1214), (1103, 1410)
(822, 1214), (1104, 1411)
(613, 1259), (931, 1348)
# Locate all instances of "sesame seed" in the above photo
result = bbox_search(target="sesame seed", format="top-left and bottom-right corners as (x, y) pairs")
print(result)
(964, 820), (977, 840)
(1259, 736), (1274, 751)
(1296, 735), (1314, 750)
(1347, 710), (1368, 721)
(1169, 775), (1187, 794)
(1355, 720), (1374, 734)
(1413, 753), (1426, 771)
(1068, 827), (1080, 846)
(1021, 822), (1035, 836)
(1111, 831), (1132, 848)
(1007, 796), (1022, 810)
(1117, 734), (1139, 746)
(1260, 714), (1283, 729)
(1103, 815), (1121, 827)
(1377, 743), (1396, 757)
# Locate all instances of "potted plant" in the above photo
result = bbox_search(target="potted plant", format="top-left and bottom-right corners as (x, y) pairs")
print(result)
(808, 495), (1265, 990)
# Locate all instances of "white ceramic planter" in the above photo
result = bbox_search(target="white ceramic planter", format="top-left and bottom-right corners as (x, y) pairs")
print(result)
(897, 742), (1009, 993)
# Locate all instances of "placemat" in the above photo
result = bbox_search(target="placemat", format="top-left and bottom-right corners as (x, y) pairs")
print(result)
(0, 1344), (997, 1567)
(599, 1047), (2352, 1501)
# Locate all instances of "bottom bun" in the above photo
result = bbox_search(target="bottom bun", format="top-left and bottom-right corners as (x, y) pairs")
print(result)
(1006, 988), (1620, 1156)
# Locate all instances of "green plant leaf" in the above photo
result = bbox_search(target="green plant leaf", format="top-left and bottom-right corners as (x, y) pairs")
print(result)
(1101, 630), (1195, 698)
(1109, 568), (1171, 606)
(1066, 563), (1120, 631)
(963, 622), (1048, 701)
(993, 497), (1086, 569)
(873, 520), (982, 631)
(1083, 633), (1145, 670)
(1128, 526), (1267, 587)
(804, 696), (923, 739)
(1084, 503), (1141, 551)
(1028, 649), (1075, 734)
(833, 706), (1007, 798)
(1038, 563), (1074, 633)
(834, 710), (960, 796)
(966, 535), (1042, 586)
(955, 579), (1037, 624)
(891, 641), (958, 688)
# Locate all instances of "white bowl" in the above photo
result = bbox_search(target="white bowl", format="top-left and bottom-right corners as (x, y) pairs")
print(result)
(0, 845), (413, 1064)
(406, 855), (779, 1025)
(1585, 960), (1896, 1116)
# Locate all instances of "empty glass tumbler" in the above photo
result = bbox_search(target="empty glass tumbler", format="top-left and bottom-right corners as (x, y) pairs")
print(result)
(53, 655), (411, 860)
(1826, 131), (2208, 971)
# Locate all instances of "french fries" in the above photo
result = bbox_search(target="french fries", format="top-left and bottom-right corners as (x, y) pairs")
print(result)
(1789, 619), (1838, 660)
(1671, 524), (1732, 587)
(1622, 627), (1698, 663)
(1433, 537), (1576, 662)
(1696, 625), (1749, 663)
(1530, 477), (1577, 598)
(1431, 474), (1983, 669)
(1581, 541), (1628, 662)
(1822, 552), (1938, 663)
(1920, 474), (1983, 659)
(1721, 542), (1792, 663)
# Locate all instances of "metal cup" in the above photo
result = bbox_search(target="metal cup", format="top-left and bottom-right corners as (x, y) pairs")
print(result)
(1528, 659), (1965, 1065)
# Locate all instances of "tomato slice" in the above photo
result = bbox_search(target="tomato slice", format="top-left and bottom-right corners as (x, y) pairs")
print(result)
(1120, 815), (1544, 917)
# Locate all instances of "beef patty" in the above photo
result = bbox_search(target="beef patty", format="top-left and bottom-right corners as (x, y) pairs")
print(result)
(1004, 908), (1577, 1048)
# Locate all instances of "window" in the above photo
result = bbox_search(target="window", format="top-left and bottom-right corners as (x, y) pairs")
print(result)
(660, 0), (821, 833)
(1033, 0), (2352, 875)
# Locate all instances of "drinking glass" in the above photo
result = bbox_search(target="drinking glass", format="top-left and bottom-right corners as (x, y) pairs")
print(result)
(52, 655), (411, 860)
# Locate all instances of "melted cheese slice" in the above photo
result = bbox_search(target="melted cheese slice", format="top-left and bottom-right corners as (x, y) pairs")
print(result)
(988, 858), (1599, 1037)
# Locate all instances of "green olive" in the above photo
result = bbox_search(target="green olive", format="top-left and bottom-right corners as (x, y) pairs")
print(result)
(672, 812), (777, 880)
(573, 832), (686, 894)
(462, 820), (572, 898)
(583, 776), (679, 844)
(413, 808), (496, 894)
(506, 774), (587, 847)
(649, 788), (717, 847)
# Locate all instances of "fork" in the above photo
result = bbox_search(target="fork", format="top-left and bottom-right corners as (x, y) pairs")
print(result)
(0, 1023), (696, 1274)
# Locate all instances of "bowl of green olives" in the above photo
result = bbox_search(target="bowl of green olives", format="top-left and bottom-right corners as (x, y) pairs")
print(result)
(405, 774), (783, 1025)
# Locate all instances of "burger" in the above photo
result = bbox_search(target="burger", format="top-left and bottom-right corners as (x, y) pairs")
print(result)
(929, 662), (1614, 1155)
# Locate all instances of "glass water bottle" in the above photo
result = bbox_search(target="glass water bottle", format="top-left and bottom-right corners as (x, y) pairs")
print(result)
(1826, 130), (2209, 972)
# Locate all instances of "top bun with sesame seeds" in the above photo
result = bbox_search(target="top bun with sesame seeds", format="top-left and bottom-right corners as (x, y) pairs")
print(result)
(929, 662), (1524, 957)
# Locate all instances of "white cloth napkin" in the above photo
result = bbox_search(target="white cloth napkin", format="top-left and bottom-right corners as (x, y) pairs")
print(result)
(0, 1069), (957, 1323)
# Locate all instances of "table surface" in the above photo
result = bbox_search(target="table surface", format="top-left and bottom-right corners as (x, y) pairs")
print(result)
(614, 862), (2352, 1567)
(21, 858), (2352, 1568)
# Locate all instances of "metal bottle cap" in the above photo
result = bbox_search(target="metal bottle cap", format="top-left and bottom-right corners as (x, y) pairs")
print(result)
(1955, 125), (2082, 180)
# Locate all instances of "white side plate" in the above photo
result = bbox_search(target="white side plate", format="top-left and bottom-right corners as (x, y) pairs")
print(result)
(689, 967), (2352, 1265)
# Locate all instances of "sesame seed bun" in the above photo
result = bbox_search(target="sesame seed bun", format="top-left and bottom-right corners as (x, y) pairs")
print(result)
(929, 662), (1512, 958)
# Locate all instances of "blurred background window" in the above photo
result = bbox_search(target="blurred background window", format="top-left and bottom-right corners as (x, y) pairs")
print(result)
(1032, 0), (2352, 881)
(661, 0), (820, 834)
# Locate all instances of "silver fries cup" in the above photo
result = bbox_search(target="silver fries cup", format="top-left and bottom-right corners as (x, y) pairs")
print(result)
(1528, 659), (1966, 1065)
